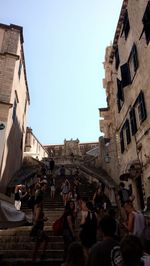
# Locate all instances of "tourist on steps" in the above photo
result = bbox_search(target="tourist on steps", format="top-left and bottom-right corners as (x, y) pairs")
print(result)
(14, 184), (27, 211)
(30, 181), (48, 262)
(62, 200), (76, 262)
(61, 178), (71, 206)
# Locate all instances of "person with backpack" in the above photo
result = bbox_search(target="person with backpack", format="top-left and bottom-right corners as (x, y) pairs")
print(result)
(118, 182), (131, 206)
(87, 215), (123, 266)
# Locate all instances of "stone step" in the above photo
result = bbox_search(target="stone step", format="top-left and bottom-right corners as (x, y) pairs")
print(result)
(0, 229), (62, 237)
(1, 258), (63, 266)
(0, 249), (64, 259)
(0, 241), (64, 250)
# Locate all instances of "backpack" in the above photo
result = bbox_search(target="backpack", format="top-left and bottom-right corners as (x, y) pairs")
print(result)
(111, 245), (123, 266)
(53, 215), (64, 236)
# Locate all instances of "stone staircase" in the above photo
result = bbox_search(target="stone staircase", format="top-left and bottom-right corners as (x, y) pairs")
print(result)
(0, 168), (97, 265)
(0, 176), (65, 265)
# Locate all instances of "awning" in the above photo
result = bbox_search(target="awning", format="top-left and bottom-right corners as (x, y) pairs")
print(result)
(86, 146), (99, 157)
(119, 172), (130, 181)
(119, 159), (142, 181)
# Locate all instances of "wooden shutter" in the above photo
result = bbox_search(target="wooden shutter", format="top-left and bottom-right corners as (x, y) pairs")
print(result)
(142, 1), (150, 44)
(121, 63), (131, 88)
(125, 119), (131, 144)
(120, 129), (125, 153)
(132, 44), (139, 72)
(138, 91), (147, 122)
(129, 108), (137, 135)
(115, 47), (120, 70)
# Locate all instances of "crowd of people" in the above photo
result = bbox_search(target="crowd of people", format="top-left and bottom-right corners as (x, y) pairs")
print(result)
(59, 177), (150, 266)
(12, 162), (150, 265)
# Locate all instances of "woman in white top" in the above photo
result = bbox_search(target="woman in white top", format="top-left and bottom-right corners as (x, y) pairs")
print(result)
(123, 201), (145, 237)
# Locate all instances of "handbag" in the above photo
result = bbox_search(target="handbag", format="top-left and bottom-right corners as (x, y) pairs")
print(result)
(53, 215), (64, 236)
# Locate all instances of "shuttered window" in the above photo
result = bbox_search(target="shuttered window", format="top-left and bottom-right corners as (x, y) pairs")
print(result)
(142, 1), (150, 44)
(117, 79), (124, 112)
(129, 108), (137, 135)
(120, 129), (125, 153)
(120, 63), (131, 88)
(115, 47), (120, 70)
(124, 119), (131, 145)
(137, 91), (147, 123)
(128, 44), (139, 81)
(121, 10), (130, 40)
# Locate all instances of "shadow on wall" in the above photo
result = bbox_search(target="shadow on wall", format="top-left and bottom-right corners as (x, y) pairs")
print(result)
(0, 117), (23, 193)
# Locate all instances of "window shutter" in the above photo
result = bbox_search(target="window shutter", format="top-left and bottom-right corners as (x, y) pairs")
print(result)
(142, 1), (150, 44)
(117, 79), (124, 112)
(115, 47), (120, 70)
(129, 108), (137, 135)
(120, 130), (125, 153)
(138, 91), (147, 122)
(122, 10), (130, 40)
(125, 119), (131, 144)
(132, 44), (139, 72)
(117, 79), (124, 101)
(121, 63), (131, 88)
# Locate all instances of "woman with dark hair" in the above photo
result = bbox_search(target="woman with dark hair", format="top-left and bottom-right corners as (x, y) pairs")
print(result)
(79, 201), (97, 254)
(63, 200), (76, 261)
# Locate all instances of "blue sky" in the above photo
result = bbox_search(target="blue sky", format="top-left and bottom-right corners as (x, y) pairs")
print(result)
(1, 0), (123, 144)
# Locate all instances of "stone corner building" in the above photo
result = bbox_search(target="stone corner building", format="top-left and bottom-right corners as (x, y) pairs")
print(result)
(99, 0), (150, 210)
(0, 23), (30, 193)
(24, 127), (48, 160)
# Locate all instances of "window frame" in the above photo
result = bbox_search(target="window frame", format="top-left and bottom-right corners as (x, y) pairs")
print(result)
(128, 43), (139, 82)
(121, 10), (130, 40)
(134, 91), (147, 124)
(115, 47), (120, 70)
(117, 78), (124, 112)
(142, 1), (150, 45)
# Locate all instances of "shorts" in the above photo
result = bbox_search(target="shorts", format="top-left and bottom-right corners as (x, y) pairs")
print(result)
(30, 222), (48, 242)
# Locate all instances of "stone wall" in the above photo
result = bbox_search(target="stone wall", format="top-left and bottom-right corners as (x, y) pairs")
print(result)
(0, 24), (29, 192)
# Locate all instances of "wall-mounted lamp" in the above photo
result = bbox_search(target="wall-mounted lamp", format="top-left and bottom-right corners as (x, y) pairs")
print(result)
(104, 153), (111, 163)
(129, 164), (142, 178)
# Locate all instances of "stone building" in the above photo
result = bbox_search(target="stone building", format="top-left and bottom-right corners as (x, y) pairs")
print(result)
(99, 46), (120, 184)
(44, 139), (99, 158)
(24, 127), (48, 161)
(0, 24), (30, 192)
(100, 0), (150, 209)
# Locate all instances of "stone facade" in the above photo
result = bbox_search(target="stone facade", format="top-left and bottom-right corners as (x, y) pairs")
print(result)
(24, 127), (48, 160)
(44, 139), (99, 158)
(0, 24), (30, 192)
(100, 0), (150, 209)
(98, 46), (120, 184)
